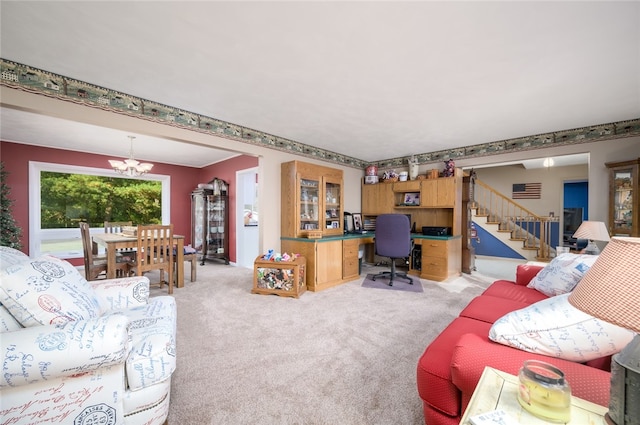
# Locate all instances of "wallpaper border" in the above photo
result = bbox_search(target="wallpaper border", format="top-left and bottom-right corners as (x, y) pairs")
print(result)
(2, 58), (639, 170)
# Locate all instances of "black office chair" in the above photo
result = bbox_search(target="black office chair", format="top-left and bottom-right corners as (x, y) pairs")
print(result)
(371, 214), (414, 286)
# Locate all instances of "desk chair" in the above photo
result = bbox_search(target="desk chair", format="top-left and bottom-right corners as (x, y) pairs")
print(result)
(134, 224), (174, 294)
(79, 222), (132, 280)
(371, 214), (414, 286)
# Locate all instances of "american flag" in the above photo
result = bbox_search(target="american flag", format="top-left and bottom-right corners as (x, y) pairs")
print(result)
(512, 183), (541, 199)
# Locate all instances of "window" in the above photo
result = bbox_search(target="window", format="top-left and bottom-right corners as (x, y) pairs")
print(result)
(29, 161), (170, 258)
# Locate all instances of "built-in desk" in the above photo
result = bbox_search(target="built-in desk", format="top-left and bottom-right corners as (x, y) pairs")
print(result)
(409, 234), (462, 281)
(281, 233), (374, 291)
(281, 232), (461, 291)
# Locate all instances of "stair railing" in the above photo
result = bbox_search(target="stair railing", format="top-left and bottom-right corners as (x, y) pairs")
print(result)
(472, 179), (556, 261)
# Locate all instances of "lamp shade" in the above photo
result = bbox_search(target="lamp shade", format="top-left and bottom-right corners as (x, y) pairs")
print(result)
(568, 237), (640, 332)
(572, 220), (611, 242)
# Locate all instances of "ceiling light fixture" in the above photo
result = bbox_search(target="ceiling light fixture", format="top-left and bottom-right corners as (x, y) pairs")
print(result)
(543, 157), (554, 168)
(108, 136), (153, 177)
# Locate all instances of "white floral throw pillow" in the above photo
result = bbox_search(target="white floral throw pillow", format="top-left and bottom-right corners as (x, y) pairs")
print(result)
(489, 293), (635, 362)
(0, 255), (107, 327)
(526, 253), (598, 296)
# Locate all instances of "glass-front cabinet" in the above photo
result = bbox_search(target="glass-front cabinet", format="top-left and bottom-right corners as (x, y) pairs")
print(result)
(191, 178), (230, 265)
(191, 188), (208, 254)
(282, 160), (344, 238)
(324, 180), (342, 234)
(606, 158), (639, 237)
(299, 178), (320, 232)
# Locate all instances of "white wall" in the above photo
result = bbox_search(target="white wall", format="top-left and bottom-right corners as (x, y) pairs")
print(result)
(471, 163), (588, 218)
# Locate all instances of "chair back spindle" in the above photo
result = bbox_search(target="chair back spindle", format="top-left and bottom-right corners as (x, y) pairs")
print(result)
(136, 224), (174, 294)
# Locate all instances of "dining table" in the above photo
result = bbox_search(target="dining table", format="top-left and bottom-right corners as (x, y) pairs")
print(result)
(92, 232), (186, 288)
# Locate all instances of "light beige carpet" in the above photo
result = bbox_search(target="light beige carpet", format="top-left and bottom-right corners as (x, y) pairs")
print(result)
(148, 262), (499, 425)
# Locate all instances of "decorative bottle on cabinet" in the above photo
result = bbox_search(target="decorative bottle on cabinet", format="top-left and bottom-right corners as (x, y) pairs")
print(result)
(606, 158), (639, 237)
(191, 178), (230, 265)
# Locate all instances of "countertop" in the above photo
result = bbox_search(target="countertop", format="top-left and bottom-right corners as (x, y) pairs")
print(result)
(281, 233), (461, 242)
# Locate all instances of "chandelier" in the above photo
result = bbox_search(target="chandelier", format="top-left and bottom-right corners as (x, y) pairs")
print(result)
(108, 136), (154, 177)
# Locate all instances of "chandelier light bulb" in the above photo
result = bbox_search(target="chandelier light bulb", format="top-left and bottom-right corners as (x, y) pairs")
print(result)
(109, 136), (153, 177)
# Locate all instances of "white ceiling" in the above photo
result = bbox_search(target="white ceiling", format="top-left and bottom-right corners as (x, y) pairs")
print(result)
(1, 1), (639, 168)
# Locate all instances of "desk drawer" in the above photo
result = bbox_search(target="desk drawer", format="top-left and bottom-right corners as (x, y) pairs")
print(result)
(420, 240), (448, 258)
(343, 239), (360, 279)
(343, 239), (360, 257)
(421, 256), (448, 280)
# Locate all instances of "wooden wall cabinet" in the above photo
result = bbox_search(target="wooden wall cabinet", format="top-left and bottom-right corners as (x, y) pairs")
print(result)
(361, 181), (394, 215)
(365, 172), (462, 237)
(362, 171), (463, 282)
(282, 161), (344, 238)
(606, 158), (639, 237)
(421, 177), (457, 207)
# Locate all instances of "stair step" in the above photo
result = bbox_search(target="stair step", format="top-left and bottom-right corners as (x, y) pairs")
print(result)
(475, 214), (489, 218)
(510, 237), (526, 241)
(486, 221), (501, 225)
(522, 247), (540, 250)
(497, 229), (512, 233)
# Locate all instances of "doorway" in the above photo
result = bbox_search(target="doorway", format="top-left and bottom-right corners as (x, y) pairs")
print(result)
(562, 180), (588, 248)
(236, 167), (259, 268)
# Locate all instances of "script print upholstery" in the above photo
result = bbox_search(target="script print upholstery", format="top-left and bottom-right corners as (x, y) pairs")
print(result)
(0, 247), (177, 425)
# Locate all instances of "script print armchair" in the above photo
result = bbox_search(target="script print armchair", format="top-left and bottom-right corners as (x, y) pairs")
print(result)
(0, 246), (177, 425)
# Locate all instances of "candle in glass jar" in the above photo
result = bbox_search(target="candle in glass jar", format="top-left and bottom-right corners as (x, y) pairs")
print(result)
(517, 360), (571, 423)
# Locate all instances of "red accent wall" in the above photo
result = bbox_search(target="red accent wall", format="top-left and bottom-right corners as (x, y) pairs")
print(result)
(0, 141), (258, 265)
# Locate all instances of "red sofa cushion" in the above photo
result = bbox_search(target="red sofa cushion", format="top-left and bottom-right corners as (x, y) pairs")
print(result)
(459, 295), (532, 324)
(416, 317), (491, 417)
(451, 333), (611, 410)
(482, 280), (548, 304)
(423, 404), (458, 425)
(515, 263), (544, 286)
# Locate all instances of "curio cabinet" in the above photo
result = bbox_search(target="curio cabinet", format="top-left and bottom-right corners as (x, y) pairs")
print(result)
(191, 178), (230, 265)
(606, 158), (640, 237)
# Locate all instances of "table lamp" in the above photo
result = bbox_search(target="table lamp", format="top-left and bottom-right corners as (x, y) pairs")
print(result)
(572, 220), (611, 254)
(568, 237), (640, 425)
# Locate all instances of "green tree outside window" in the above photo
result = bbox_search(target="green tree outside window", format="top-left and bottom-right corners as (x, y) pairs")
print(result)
(0, 162), (22, 249)
(41, 172), (162, 228)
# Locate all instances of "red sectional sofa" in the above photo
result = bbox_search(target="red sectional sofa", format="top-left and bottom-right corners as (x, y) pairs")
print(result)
(416, 263), (612, 425)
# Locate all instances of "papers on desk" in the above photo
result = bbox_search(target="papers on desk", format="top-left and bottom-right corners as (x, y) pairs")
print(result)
(469, 410), (516, 425)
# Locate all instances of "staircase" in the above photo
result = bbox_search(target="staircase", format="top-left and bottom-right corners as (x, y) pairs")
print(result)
(471, 179), (557, 262)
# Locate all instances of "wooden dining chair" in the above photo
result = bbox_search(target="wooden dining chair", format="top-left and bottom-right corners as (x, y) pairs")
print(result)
(79, 222), (132, 280)
(134, 224), (174, 294)
(104, 221), (133, 233)
(175, 249), (198, 283)
(104, 221), (137, 263)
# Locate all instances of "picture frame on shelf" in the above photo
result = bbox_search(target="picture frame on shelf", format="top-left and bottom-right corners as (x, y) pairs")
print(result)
(404, 192), (420, 205)
(353, 213), (362, 231)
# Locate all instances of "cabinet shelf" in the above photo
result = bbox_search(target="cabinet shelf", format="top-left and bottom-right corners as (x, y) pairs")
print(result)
(191, 179), (230, 265)
(282, 160), (344, 238)
(606, 158), (639, 237)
